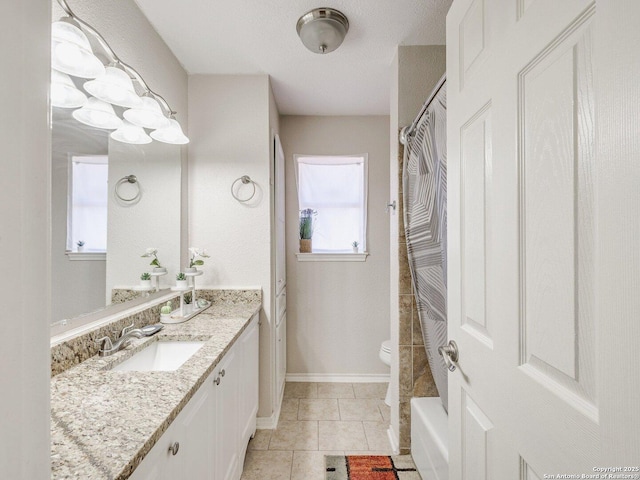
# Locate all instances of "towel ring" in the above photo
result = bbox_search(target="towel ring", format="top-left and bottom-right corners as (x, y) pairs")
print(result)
(115, 175), (141, 202)
(231, 175), (256, 203)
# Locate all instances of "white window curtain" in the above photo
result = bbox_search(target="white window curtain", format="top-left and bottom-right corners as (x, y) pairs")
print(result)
(296, 154), (368, 253)
(67, 155), (108, 252)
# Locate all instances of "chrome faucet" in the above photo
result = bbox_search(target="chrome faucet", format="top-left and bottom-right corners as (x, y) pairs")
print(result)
(95, 323), (145, 357)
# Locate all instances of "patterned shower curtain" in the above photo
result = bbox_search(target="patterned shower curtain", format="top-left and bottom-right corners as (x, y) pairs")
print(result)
(402, 81), (449, 411)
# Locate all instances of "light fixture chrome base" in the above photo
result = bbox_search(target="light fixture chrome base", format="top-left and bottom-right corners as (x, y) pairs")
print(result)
(296, 8), (349, 54)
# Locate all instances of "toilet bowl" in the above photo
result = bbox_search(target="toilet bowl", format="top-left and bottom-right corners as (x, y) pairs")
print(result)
(379, 340), (391, 406)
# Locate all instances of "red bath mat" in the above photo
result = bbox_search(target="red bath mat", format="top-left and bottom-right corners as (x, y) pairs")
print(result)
(325, 455), (419, 480)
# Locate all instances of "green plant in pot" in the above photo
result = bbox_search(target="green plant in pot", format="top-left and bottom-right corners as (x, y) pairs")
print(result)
(299, 208), (317, 253)
(140, 272), (152, 288)
(176, 272), (188, 289)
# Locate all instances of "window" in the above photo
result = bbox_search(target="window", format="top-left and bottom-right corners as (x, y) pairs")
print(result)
(67, 155), (108, 252)
(296, 154), (367, 253)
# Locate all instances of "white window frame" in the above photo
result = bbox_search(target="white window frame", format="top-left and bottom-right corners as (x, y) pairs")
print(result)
(294, 153), (368, 259)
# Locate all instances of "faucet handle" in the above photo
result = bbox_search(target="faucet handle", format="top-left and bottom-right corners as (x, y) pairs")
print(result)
(120, 323), (135, 338)
(95, 336), (113, 351)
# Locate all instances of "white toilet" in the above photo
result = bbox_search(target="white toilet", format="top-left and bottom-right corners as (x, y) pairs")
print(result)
(379, 340), (392, 406)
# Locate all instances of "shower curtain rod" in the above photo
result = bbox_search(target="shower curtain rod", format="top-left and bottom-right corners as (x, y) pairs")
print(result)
(399, 73), (446, 145)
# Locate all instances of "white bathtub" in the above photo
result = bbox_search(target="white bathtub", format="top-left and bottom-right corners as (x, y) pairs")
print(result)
(411, 397), (448, 480)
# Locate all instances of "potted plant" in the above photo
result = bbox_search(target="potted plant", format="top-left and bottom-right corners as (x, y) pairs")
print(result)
(160, 301), (172, 321)
(352, 241), (359, 253)
(176, 272), (188, 289)
(183, 292), (193, 314)
(299, 208), (317, 253)
(185, 247), (210, 273)
(76, 240), (85, 252)
(140, 272), (152, 288)
(141, 248), (165, 273)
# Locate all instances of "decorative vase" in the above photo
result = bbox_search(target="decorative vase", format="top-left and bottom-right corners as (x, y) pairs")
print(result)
(184, 267), (197, 273)
(153, 267), (166, 273)
(176, 279), (188, 289)
(300, 239), (312, 253)
(140, 279), (152, 288)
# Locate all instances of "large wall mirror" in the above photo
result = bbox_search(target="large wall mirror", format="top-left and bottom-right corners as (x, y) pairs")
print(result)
(51, 107), (182, 328)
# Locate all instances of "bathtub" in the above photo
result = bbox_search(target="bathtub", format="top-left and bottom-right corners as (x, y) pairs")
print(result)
(411, 397), (448, 480)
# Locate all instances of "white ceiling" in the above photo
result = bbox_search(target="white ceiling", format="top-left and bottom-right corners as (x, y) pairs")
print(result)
(133, 0), (452, 116)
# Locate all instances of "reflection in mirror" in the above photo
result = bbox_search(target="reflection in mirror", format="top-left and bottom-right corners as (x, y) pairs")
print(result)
(51, 107), (181, 325)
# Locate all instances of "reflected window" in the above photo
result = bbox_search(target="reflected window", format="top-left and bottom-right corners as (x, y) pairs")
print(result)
(67, 155), (108, 252)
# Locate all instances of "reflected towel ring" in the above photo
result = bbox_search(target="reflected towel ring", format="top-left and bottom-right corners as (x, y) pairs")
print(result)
(231, 175), (256, 203)
(115, 174), (141, 202)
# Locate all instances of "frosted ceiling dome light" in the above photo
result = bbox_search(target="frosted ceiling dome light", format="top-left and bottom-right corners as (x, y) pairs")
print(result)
(296, 8), (349, 54)
(150, 119), (189, 145)
(51, 69), (87, 108)
(123, 96), (171, 129)
(84, 66), (143, 108)
(51, 21), (105, 79)
(72, 97), (123, 130)
(111, 120), (152, 144)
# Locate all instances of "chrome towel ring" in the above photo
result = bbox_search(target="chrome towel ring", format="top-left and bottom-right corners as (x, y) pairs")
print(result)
(115, 174), (141, 202)
(231, 175), (256, 203)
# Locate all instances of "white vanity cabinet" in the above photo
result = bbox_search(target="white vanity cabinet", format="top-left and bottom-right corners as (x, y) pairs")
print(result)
(130, 314), (259, 480)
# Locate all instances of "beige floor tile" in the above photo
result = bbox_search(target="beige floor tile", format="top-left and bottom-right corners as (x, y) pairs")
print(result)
(344, 450), (394, 456)
(291, 450), (343, 480)
(279, 398), (299, 421)
(298, 399), (340, 421)
(353, 383), (388, 399)
(339, 398), (384, 421)
(269, 420), (318, 451)
(317, 383), (355, 399)
(363, 421), (393, 452)
(247, 429), (272, 451)
(284, 382), (318, 399)
(318, 421), (368, 451)
(379, 401), (391, 422)
(392, 454), (417, 469)
(241, 450), (293, 480)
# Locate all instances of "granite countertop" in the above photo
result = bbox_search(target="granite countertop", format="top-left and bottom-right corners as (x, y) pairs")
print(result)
(51, 300), (261, 480)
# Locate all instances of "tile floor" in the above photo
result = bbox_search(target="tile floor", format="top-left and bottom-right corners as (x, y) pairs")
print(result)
(241, 382), (396, 480)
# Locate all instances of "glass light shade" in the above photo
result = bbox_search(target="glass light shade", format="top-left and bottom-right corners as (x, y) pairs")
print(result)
(51, 70), (87, 108)
(110, 120), (152, 144)
(84, 67), (143, 108)
(150, 119), (189, 145)
(123, 96), (171, 129)
(72, 97), (123, 130)
(51, 22), (105, 79)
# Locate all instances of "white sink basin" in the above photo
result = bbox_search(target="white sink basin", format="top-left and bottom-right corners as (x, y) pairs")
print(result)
(111, 341), (206, 372)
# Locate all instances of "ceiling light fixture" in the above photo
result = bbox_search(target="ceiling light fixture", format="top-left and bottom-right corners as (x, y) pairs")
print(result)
(84, 66), (143, 109)
(123, 96), (171, 130)
(72, 97), (123, 130)
(111, 120), (153, 145)
(150, 119), (190, 145)
(296, 8), (349, 54)
(51, 21), (105, 79)
(51, 69), (87, 108)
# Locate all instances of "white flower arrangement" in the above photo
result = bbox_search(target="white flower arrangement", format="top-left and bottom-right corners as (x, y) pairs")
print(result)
(189, 247), (211, 268)
(141, 248), (162, 268)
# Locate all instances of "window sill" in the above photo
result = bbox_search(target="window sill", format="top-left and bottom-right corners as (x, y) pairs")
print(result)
(296, 253), (369, 262)
(66, 252), (106, 261)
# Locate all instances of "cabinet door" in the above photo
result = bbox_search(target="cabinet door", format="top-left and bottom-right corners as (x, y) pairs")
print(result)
(276, 313), (286, 400)
(239, 316), (259, 451)
(215, 347), (239, 480)
(274, 134), (286, 293)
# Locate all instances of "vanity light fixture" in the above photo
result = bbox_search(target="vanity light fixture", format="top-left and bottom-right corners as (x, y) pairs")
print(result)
(50, 69), (87, 108)
(150, 119), (190, 145)
(111, 120), (152, 144)
(72, 97), (123, 130)
(84, 66), (143, 109)
(123, 96), (171, 130)
(51, 21), (105, 79)
(53, 0), (189, 143)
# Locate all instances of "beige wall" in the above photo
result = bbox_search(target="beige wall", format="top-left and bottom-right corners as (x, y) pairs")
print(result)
(188, 75), (276, 418)
(0, 0), (51, 476)
(390, 45), (446, 453)
(281, 115), (391, 378)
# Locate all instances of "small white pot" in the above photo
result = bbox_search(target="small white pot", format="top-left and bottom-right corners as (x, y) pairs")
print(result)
(153, 267), (166, 273)
(184, 267), (197, 273)
(184, 303), (193, 314)
(352, 247), (358, 253)
(140, 279), (152, 288)
(176, 279), (188, 289)
(77, 246), (85, 252)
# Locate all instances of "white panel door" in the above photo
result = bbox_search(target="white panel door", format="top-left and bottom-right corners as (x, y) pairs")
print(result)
(447, 0), (639, 476)
(239, 316), (259, 450)
(216, 347), (240, 480)
(275, 134), (286, 294)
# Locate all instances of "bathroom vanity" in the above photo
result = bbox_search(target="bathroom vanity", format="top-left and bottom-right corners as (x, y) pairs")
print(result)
(50, 294), (260, 480)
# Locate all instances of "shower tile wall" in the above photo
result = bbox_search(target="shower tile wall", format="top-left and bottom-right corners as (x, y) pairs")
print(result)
(397, 142), (438, 454)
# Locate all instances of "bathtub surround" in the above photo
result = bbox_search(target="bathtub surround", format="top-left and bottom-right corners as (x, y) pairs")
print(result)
(390, 45), (446, 453)
(281, 116), (390, 380)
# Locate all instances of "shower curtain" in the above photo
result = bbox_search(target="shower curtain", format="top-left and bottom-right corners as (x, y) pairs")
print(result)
(402, 81), (449, 411)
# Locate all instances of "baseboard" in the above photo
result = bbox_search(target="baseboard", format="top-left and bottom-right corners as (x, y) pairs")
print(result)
(285, 373), (390, 383)
(256, 381), (286, 429)
(387, 424), (400, 455)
